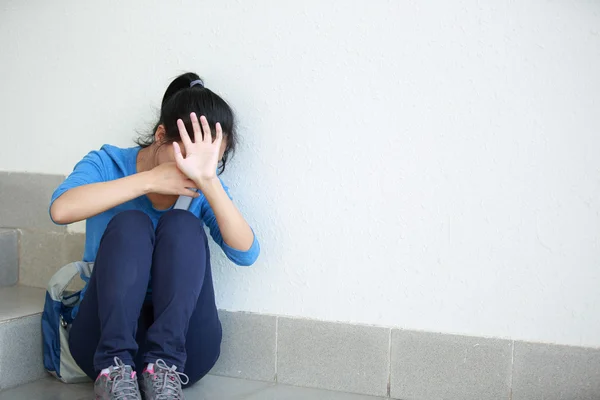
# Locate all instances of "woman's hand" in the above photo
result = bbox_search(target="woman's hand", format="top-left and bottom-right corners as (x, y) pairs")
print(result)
(173, 112), (222, 188)
(51, 162), (197, 225)
(147, 162), (199, 197)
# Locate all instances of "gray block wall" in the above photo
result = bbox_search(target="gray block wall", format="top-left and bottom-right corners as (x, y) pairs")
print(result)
(0, 229), (18, 287)
(0, 172), (65, 232)
(0, 171), (85, 288)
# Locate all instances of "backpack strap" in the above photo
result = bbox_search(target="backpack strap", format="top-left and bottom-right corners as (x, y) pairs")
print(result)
(46, 262), (81, 302)
(174, 193), (195, 210)
(74, 261), (93, 281)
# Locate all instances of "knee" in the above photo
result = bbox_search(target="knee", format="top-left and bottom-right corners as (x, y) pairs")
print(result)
(108, 210), (153, 231)
(156, 210), (205, 237)
(104, 211), (154, 244)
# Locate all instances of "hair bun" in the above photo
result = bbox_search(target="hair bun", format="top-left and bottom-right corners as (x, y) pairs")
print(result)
(160, 72), (203, 106)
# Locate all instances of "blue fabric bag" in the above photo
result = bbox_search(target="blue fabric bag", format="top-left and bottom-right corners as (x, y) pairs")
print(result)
(41, 261), (93, 383)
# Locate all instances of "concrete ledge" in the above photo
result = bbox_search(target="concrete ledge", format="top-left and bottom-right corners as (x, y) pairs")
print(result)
(512, 341), (600, 400)
(211, 311), (277, 382)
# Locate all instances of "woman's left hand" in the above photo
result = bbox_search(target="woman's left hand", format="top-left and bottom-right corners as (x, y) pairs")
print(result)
(173, 112), (222, 188)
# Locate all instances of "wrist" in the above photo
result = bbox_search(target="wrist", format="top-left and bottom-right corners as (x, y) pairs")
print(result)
(195, 177), (220, 193)
(138, 170), (156, 194)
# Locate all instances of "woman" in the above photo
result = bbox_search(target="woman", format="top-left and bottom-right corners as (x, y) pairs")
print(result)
(50, 72), (260, 400)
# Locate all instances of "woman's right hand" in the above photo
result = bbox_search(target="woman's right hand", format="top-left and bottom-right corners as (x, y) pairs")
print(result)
(147, 162), (199, 197)
(51, 161), (197, 225)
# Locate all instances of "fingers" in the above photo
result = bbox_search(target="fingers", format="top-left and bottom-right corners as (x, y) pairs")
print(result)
(181, 188), (200, 197)
(182, 180), (199, 197)
(177, 118), (194, 152)
(190, 112), (201, 143)
(184, 179), (197, 188)
(184, 113), (220, 145)
(172, 142), (185, 167)
(215, 122), (223, 147)
(200, 115), (212, 143)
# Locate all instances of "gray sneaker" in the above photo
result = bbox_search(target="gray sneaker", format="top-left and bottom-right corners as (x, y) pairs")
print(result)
(141, 359), (189, 400)
(94, 357), (142, 400)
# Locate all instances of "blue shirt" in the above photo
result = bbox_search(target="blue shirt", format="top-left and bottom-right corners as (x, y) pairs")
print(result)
(50, 144), (260, 267)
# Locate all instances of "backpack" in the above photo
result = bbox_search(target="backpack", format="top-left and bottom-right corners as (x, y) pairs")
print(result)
(42, 261), (93, 383)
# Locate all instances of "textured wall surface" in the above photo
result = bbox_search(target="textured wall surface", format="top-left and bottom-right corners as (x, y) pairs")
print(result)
(1, 0), (599, 347)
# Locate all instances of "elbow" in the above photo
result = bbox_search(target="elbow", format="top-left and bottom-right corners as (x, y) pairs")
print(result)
(231, 242), (260, 267)
(49, 202), (72, 225)
(225, 246), (260, 267)
(234, 256), (258, 267)
(222, 233), (260, 266)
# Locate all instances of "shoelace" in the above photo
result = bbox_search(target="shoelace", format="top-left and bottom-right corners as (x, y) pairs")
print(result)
(109, 357), (140, 400)
(151, 359), (190, 400)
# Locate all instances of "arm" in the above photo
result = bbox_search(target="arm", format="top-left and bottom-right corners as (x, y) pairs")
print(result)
(173, 113), (260, 264)
(51, 160), (198, 225)
(200, 178), (255, 251)
(51, 172), (154, 224)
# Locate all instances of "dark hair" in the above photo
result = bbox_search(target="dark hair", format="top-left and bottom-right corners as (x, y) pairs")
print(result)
(136, 72), (237, 174)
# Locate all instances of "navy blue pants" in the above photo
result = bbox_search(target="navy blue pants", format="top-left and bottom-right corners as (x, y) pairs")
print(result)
(68, 210), (222, 386)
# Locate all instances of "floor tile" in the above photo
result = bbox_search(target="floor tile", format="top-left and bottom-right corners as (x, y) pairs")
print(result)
(0, 376), (270, 400)
(185, 375), (273, 399)
(0, 378), (92, 400)
(246, 384), (386, 400)
(0, 375), (387, 400)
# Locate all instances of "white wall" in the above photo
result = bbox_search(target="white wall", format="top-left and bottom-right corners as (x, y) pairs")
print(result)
(1, 0), (600, 347)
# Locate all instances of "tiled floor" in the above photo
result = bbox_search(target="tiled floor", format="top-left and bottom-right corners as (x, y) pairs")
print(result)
(0, 375), (386, 400)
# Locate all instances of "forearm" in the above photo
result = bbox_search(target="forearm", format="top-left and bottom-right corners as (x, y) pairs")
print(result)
(50, 172), (153, 224)
(199, 178), (255, 251)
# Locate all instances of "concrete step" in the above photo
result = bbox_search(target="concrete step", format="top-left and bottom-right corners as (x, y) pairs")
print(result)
(0, 375), (385, 400)
(0, 285), (47, 390)
(0, 229), (18, 287)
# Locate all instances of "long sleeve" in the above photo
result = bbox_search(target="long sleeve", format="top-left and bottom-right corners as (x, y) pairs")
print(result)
(49, 151), (107, 225)
(199, 180), (260, 266)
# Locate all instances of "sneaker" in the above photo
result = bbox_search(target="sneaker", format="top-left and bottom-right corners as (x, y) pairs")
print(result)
(141, 359), (189, 400)
(94, 357), (142, 400)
